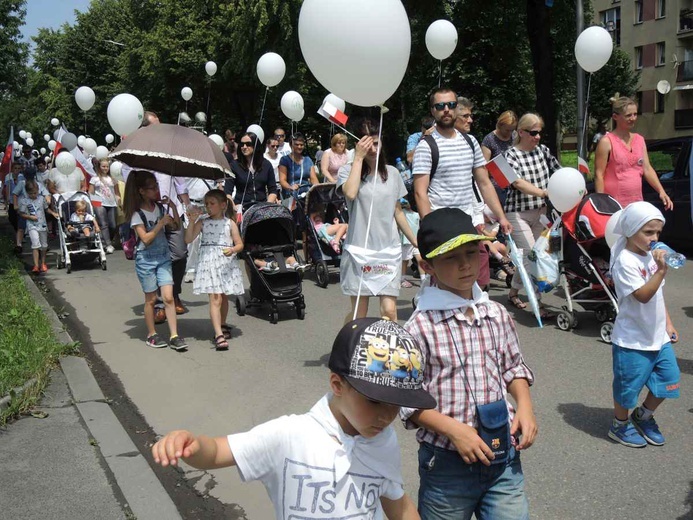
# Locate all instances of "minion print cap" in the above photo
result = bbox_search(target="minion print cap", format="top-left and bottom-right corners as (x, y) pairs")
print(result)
(329, 318), (436, 410)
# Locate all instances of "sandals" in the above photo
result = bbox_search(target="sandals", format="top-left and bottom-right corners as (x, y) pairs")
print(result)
(507, 294), (527, 309)
(539, 306), (556, 320)
(213, 334), (229, 351)
(221, 324), (233, 339)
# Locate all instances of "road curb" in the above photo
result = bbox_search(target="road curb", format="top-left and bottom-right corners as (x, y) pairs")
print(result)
(23, 271), (183, 520)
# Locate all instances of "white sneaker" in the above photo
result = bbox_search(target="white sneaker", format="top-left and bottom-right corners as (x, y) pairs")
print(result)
(184, 271), (195, 283)
(105, 245), (115, 254)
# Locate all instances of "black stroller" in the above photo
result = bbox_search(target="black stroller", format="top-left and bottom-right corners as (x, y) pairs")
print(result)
(303, 183), (348, 288)
(236, 202), (306, 324)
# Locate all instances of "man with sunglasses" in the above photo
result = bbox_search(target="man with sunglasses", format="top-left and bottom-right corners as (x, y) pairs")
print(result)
(273, 128), (292, 158)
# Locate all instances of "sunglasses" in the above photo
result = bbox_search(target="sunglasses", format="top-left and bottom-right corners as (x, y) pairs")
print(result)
(268, 144), (278, 149)
(274, 134), (285, 139)
(524, 130), (542, 137)
(433, 101), (458, 111)
(240, 141), (254, 147)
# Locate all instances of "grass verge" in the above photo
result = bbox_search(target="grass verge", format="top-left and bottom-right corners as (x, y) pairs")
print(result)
(0, 234), (78, 425)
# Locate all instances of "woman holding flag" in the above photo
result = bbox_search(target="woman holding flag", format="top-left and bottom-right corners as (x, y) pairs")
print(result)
(337, 119), (417, 322)
(503, 113), (560, 317)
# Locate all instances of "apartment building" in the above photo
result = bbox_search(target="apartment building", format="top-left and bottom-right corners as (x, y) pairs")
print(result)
(593, 0), (693, 139)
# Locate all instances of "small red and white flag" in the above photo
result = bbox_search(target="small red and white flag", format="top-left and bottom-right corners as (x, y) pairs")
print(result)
(578, 156), (590, 176)
(486, 154), (518, 189)
(318, 101), (348, 127)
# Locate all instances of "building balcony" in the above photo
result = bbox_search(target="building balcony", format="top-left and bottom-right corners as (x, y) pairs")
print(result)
(674, 108), (693, 129)
(677, 60), (693, 82)
(680, 9), (693, 36)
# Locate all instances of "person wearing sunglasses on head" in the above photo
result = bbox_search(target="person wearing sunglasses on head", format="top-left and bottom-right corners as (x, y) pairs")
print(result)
(503, 113), (561, 319)
(273, 128), (292, 157)
(263, 137), (282, 185)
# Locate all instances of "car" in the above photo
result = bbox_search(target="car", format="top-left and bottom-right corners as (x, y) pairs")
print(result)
(643, 137), (692, 251)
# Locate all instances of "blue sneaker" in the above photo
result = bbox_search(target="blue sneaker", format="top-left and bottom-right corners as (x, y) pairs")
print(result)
(608, 420), (647, 448)
(630, 411), (665, 446)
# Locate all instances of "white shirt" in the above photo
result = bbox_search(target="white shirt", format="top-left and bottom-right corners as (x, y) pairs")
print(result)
(228, 394), (404, 520)
(612, 249), (670, 351)
(185, 177), (212, 202)
(278, 142), (292, 158)
(48, 167), (84, 193)
(264, 152), (281, 183)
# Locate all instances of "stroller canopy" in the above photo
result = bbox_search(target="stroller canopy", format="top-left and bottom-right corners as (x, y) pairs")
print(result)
(304, 183), (345, 214)
(563, 193), (622, 242)
(241, 202), (295, 245)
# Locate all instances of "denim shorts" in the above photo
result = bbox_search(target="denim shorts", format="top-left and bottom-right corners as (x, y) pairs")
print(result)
(135, 248), (174, 294)
(612, 343), (681, 409)
(417, 442), (529, 520)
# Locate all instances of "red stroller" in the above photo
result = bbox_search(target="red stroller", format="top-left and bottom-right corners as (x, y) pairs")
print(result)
(557, 193), (622, 343)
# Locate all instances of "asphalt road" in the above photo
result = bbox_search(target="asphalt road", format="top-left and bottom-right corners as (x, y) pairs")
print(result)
(40, 249), (693, 520)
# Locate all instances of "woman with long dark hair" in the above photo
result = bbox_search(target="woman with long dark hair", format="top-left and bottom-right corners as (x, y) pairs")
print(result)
(338, 119), (417, 322)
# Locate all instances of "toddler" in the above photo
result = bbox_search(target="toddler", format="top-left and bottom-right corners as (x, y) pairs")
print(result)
(67, 200), (99, 238)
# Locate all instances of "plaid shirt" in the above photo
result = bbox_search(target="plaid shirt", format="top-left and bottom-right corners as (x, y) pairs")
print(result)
(401, 300), (534, 451)
(503, 144), (561, 213)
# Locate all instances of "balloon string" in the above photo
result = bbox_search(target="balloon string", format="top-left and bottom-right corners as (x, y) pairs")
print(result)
(259, 87), (269, 125)
(438, 61), (442, 88)
(84, 112), (87, 135)
(206, 80), (212, 120)
(352, 107), (385, 321)
(579, 73), (592, 159)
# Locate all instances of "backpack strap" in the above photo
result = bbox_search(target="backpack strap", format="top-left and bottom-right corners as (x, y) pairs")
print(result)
(421, 134), (439, 181)
(460, 132), (483, 204)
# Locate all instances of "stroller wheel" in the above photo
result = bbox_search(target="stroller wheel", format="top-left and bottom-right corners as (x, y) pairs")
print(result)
(296, 305), (306, 320)
(270, 311), (279, 324)
(594, 307), (609, 323)
(101, 260), (107, 271)
(66, 263), (72, 274)
(600, 322), (614, 344)
(556, 311), (575, 331)
(316, 261), (329, 288)
(57, 256), (64, 269)
(235, 295), (246, 316)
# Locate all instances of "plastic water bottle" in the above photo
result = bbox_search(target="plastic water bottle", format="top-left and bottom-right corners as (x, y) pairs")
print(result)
(650, 242), (686, 269)
(395, 157), (410, 180)
(549, 227), (561, 254)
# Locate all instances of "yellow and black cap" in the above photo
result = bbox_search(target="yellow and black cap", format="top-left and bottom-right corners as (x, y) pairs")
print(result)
(418, 207), (491, 259)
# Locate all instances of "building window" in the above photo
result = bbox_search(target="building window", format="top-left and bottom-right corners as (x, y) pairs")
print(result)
(655, 91), (665, 113)
(601, 7), (621, 46)
(636, 91), (643, 114)
(634, 0), (643, 23)
(635, 46), (643, 69)
(656, 42), (665, 66)
(656, 0), (666, 18)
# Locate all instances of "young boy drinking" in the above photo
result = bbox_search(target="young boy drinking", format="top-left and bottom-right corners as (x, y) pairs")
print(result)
(152, 318), (436, 519)
(401, 207), (537, 519)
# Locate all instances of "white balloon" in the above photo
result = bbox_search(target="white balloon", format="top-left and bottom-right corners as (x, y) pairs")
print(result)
(208, 134), (224, 150)
(19, 130), (26, 139)
(77, 135), (86, 148)
(107, 93), (144, 136)
(40, 147), (46, 155)
(48, 140), (56, 151)
(575, 26), (613, 73)
(547, 167), (587, 213)
(53, 129), (60, 140)
(110, 160), (123, 179)
(295, 108), (305, 122)
(96, 145), (109, 160)
(105, 134), (114, 144)
(56, 152), (77, 176)
(256, 52), (286, 87)
(44, 134), (50, 142)
(298, 0), (411, 107)
(25, 138), (34, 147)
(83, 138), (98, 155)
(26, 132), (32, 139)
(205, 61), (217, 77)
(181, 87), (193, 101)
(425, 20), (458, 60)
(246, 124), (265, 144)
(61, 132), (78, 151)
(323, 93), (346, 113)
(75, 86), (96, 111)
(51, 118), (60, 126)
(280, 91), (304, 121)
(604, 209), (623, 248)
(13, 140), (19, 150)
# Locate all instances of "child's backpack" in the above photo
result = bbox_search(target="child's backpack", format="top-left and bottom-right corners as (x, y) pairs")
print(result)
(123, 203), (166, 260)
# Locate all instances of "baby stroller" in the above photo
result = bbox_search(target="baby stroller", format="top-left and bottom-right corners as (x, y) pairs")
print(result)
(557, 193), (622, 343)
(237, 202), (306, 324)
(303, 183), (348, 288)
(55, 191), (107, 273)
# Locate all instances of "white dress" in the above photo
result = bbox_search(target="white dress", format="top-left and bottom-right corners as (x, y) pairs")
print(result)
(193, 217), (245, 296)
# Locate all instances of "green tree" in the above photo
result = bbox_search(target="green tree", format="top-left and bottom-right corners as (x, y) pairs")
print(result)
(0, 0), (28, 98)
(588, 48), (640, 127)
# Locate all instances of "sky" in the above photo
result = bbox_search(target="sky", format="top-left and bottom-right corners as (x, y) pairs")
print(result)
(22, 0), (92, 47)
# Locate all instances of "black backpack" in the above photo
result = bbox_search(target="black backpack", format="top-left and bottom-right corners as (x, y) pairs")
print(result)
(406, 132), (482, 213)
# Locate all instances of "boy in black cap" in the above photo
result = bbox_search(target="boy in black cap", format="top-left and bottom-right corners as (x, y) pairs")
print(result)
(401, 207), (537, 519)
(153, 318), (435, 519)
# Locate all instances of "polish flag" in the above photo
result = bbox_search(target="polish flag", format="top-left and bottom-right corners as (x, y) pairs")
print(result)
(56, 125), (96, 179)
(578, 156), (590, 176)
(318, 101), (348, 127)
(0, 127), (14, 180)
(486, 154), (518, 189)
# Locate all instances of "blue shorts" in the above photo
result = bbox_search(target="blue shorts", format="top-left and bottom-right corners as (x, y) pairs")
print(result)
(135, 248), (174, 294)
(612, 343), (681, 409)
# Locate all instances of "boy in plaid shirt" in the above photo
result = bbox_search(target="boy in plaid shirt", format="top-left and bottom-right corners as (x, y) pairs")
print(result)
(401, 207), (537, 519)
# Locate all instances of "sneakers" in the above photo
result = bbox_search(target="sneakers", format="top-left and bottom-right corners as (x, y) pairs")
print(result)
(288, 262), (307, 272)
(31, 266), (40, 275)
(169, 336), (188, 352)
(260, 261), (280, 274)
(40, 264), (49, 273)
(145, 333), (168, 348)
(630, 409), (665, 446)
(105, 245), (115, 254)
(608, 420), (647, 448)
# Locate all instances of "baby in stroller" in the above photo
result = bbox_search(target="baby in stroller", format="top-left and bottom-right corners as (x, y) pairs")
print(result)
(309, 203), (348, 253)
(67, 200), (100, 239)
(477, 204), (514, 282)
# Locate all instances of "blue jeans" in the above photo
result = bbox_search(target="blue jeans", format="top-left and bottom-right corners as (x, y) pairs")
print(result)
(418, 442), (529, 520)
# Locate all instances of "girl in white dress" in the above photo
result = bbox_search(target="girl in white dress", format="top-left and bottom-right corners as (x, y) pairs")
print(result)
(185, 190), (244, 350)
